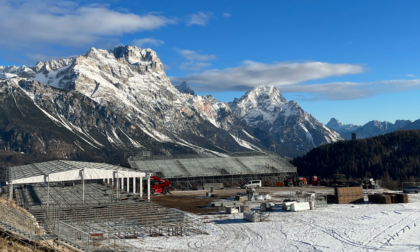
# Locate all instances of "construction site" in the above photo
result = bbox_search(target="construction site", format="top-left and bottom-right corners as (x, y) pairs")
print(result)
(0, 152), (417, 252)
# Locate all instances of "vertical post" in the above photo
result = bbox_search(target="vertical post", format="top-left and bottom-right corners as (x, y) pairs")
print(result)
(122, 176), (125, 191)
(47, 176), (50, 210)
(82, 170), (85, 204)
(126, 177), (129, 192)
(116, 173), (119, 200)
(140, 177), (143, 199)
(147, 175), (151, 201)
(133, 177), (136, 194)
(8, 183), (13, 201)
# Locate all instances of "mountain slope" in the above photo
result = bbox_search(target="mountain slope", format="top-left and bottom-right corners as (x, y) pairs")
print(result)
(229, 85), (342, 154)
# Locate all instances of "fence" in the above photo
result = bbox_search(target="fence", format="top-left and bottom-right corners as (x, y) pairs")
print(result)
(49, 221), (140, 252)
(0, 203), (39, 240)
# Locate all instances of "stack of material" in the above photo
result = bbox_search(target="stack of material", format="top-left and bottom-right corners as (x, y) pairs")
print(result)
(243, 211), (270, 222)
(397, 193), (409, 203)
(335, 187), (364, 204)
(382, 193), (408, 203)
(368, 194), (391, 204)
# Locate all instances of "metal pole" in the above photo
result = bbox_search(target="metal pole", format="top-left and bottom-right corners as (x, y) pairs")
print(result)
(82, 170), (85, 204)
(9, 183), (13, 201)
(133, 177), (136, 194)
(147, 175), (150, 201)
(140, 177), (143, 199)
(47, 176), (50, 210)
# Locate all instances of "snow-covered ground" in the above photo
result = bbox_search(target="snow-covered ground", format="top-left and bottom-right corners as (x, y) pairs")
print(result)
(127, 191), (420, 252)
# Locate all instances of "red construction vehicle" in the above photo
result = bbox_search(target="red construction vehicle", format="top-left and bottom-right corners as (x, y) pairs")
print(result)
(284, 174), (308, 187)
(150, 176), (171, 195)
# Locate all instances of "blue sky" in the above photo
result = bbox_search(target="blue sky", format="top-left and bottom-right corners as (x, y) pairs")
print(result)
(1, 0), (420, 125)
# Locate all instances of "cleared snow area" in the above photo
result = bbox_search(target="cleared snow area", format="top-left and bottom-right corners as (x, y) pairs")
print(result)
(128, 192), (420, 252)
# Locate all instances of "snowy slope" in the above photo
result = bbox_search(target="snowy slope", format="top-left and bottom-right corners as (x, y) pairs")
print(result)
(130, 190), (420, 252)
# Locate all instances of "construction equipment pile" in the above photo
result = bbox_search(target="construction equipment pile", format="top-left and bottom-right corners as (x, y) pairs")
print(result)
(335, 187), (364, 204)
(368, 193), (408, 204)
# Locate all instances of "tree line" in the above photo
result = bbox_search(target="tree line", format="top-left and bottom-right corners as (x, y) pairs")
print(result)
(292, 130), (420, 188)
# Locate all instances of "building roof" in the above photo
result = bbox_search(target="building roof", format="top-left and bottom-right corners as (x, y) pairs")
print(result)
(128, 152), (296, 179)
(7, 160), (147, 185)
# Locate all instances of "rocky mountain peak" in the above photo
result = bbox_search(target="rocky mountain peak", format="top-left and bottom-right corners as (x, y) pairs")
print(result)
(176, 81), (195, 95)
(326, 118), (343, 128)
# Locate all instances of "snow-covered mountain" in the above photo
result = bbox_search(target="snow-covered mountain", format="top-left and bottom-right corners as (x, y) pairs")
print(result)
(228, 86), (342, 153)
(0, 45), (270, 161)
(326, 118), (360, 134)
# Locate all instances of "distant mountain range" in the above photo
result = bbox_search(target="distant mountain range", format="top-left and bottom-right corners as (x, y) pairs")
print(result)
(326, 117), (420, 139)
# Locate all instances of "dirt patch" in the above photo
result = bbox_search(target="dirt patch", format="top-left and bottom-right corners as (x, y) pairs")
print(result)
(151, 194), (223, 214)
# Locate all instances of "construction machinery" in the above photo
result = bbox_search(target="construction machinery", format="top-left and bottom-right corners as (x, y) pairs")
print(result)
(330, 174), (346, 187)
(150, 176), (171, 195)
(285, 174), (307, 187)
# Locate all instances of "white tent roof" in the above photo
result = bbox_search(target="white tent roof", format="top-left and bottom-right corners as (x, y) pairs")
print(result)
(7, 160), (148, 185)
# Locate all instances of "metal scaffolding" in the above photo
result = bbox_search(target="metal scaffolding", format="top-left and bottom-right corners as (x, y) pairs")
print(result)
(128, 151), (297, 189)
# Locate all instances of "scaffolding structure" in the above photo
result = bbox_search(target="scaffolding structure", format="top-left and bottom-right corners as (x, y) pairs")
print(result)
(128, 151), (297, 188)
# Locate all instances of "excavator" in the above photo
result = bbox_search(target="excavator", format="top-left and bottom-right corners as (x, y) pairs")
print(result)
(150, 176), (171, 195)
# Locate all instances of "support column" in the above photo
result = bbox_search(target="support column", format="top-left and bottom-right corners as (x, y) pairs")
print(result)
(139, 177), (143, 199)
(122, 177), (125, 191)
(132, 177), (136, 194)
(147, 175), (151, 201)
(9, 184), (13, 201)
(47, 176), (50, 209)
(82, 171), (85, 204)
(116, 174), (119, 200)
(126, 177), (129, 192)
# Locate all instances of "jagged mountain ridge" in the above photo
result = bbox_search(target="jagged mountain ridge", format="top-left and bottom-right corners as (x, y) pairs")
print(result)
(326, 118), (360, 134)
(228, 86), (342, 153)
(327, 117), (415, 139)
(0, 46), (275, 162)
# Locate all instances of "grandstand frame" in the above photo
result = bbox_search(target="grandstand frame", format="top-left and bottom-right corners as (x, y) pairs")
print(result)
(128, 151), (297, 189)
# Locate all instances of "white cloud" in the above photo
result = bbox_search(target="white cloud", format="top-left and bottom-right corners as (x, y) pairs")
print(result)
(223, 12), (231, 18)
(281, 79), (420, 100)
(132, 38), (164, 48)
(186, 11), (213, 26)
(179, 61), (211, 71)
(407, 74), (416, 78)
(176, 49), (216, 61)
(171, 60), (364, 92)
(0, 0), (176, 47)
(163, 64), (171, 70)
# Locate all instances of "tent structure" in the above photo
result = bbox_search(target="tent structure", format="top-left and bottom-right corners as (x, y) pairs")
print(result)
(6, 160), (151, 201)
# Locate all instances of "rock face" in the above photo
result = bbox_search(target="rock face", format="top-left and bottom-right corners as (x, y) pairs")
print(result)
(0, 46), (272, 164)
(229, 86), (342, 154)
(176, 81), (195, 95)
(327, 117), (414, 139)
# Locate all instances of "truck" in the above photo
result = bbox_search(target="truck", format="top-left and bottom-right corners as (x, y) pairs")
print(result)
(150, 176), (171, 195)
